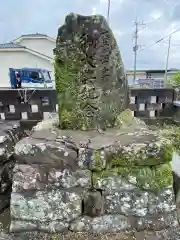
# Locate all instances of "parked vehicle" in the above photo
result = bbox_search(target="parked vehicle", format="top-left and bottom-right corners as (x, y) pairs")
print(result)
(9, 68), (54, 89)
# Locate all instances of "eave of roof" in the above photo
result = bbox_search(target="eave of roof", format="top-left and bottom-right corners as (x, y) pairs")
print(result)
(0, 42), (25, 49)
(13, 33), (56, 43)
(127, 69), (180, 73)
(0, 42), (53, 61)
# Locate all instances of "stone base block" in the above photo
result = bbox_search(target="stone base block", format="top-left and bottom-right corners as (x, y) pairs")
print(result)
(10, 189), (83, 233)
(12, 164), (92, 192)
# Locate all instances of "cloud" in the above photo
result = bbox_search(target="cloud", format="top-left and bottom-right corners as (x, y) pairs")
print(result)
(149, 10), (163, 21)
(1, 0), (180, 69)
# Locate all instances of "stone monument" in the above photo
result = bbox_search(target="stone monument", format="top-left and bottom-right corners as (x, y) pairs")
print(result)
(54, 13), (129, 130)
(8, 13), (180, 239)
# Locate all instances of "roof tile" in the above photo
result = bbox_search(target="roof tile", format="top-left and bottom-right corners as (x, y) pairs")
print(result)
(0, 42), (25, 49)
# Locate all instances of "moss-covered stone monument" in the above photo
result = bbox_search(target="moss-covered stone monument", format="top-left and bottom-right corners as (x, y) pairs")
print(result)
(8, 13), (180, 238)
(54, 13), (129, 130)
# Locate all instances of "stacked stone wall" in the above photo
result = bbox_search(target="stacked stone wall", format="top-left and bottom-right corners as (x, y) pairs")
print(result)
(8, 127), (180, 239)
(0, 121), (26, 214)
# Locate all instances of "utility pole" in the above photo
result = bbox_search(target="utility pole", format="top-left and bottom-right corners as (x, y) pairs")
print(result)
(107, 0), (110, 24)
(164, 36), (171, 84)
(133, 19), (146, 84)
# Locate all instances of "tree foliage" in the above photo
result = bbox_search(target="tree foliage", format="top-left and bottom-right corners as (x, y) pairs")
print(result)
(169, 72), (180, 88)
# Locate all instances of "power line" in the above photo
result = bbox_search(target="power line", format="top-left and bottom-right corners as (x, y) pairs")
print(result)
(162, 40), (180, 47)
(133, 19), (146, 84)
(138, 27), (180, 52)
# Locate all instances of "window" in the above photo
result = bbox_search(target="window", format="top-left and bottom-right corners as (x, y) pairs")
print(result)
(29, 71), (40, 80)
(146, 73), (151, 79)
(42, 71), (51, 81)
(22, 71), (29, 78)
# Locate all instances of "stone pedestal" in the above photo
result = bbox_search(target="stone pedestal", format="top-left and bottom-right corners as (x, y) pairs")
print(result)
(9, 126), (179, 236)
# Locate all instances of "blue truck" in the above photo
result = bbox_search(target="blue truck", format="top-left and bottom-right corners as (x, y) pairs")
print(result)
(9, 67), (54, 89)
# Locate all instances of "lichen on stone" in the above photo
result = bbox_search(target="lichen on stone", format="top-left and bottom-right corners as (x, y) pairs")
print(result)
(92, 150), (106, 171)
(160, 124), (180, 154)
(114, 109), (133, 127)
(108, 139), (173, 167)
(92, 163), (173, 191)
(54, 13), (128, 130)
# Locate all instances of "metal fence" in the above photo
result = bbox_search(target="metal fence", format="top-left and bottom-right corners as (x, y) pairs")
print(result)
(0, 88), (175, 121)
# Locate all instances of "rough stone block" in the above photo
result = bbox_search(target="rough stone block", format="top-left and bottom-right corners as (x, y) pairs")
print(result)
(25, 128), (173, 171)
(14, 135), (77, 166)
(104, 190), (149, 217)
(12, 164), (48, 192)
(92, 171), (137, 193)
(2, 231), (135, 240)
(0, 161), (15, 193)
(144, 228), (180, 240)
(55, 13), (128, 130)
(10, 189), (82, 223)
(105, 133), (172, 168)
(137, 211), (179, 231)
(48, 168), (92, 189)
(78, 130), (172, 170)
(10, 220), (69, 233)
(83, 190), (104, 217)
(0, 121), (25, 162)
(148, 188), (176, 215)
(70, 215), (131, 233)
(12, 164), (92, 192)
(0, 190), (11, 212)
(92, 163), (173, 192)
(103, 188), (176, 218)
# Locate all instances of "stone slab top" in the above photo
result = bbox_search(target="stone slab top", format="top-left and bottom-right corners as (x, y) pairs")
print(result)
(29, 126), (161, 149)
(14, 124), (172, 168)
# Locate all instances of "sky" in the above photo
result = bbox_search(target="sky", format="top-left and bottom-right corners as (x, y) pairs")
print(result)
(0, 0), (180, 70)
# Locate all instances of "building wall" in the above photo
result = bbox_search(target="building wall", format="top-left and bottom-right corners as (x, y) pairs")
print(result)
(16, 38), (55, 58)
(0, 50), (54, 88)
(126, 72), (146, 84)
(147, 72), (165, 79)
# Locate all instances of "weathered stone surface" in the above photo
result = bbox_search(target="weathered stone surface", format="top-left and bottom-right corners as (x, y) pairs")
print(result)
(0, 160), (16, 212)
(144, 228), (180, 240)
(26, 128), (173, 170)
(0, 231), (135, 240)
(12, 164), (92, 192)
(12, 164), (48, 192)
(103, 188), (176, 218)
(92, 171), (136, 193)
(160, 125), (180, 155)
(104, 190), (148, 217)
(10, 220), (69, 233)
(0, 190), (11, 212)
(48, 168), (91, 189)
(8, 119), (177, 234)
(54, 13), (129, 130)
(93, 163), (173, 192)
(10, 189), (82, 224)
(78, 130), (173, 170)
(70, 215), (131, 233)
(14, 136), (77, 166)
(137, 211), (179, 231)
(0, 161), (15, 194)
(0, 232), (14, 240)
(0, 121), (25, 162)
(148, 188), (176, 215)
(83, 190), (104, 217)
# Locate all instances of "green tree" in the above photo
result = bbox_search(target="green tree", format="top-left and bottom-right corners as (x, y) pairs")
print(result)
(169, 72), (180, 88)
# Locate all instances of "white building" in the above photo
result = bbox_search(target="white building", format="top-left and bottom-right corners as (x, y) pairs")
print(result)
(126, 69), (180, 86)
(0, 33), (56, 87)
